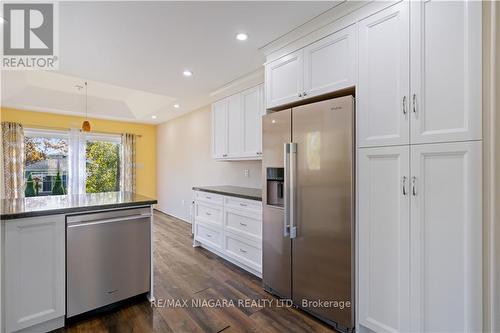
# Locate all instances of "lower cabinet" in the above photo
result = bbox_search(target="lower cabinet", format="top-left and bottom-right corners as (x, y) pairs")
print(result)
(358, 141), (482, 333)
(3, 215), (65, 333)
(193, 191), (262, 276)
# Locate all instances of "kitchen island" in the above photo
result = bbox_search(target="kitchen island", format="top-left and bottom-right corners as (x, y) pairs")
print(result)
(0, 192), (157, 333)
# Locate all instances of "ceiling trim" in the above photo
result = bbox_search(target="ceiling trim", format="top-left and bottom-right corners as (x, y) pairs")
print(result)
(0, 103), (158, 125)
(209, 68), (264, 101)
(259, 1), (370, 61)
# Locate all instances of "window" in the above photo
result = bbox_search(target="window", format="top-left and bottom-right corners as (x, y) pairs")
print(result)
(24, 130), (69, 196)
(85, 136), (121, 193)
(23, 129), (123, 196)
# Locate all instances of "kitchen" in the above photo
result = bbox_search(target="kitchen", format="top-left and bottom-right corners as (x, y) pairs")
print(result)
(1, 1), (499, 333)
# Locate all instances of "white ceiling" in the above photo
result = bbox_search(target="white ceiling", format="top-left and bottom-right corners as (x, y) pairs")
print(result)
(1, 1), (338, 124)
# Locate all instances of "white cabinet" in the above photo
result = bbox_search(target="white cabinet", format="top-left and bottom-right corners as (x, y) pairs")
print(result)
(410, 0), (482, 144)
(265, 25), (356, 109)
(358, 142), (482, 333)
(211, 84), (264, 160)
(358, 146), (410, 333)
(357, 1), (410, 147)
(3, 215), (65, 333)
(265, 50), (303, 108)
(303, 24), (356, 98)
(241, 85), (264, 158)
(212, 99), (228, 159)
(357, 1), (482, 147)
(227, 94), (243, 158)
(193, 191), (262, 277)
(409, 141), (482, 333)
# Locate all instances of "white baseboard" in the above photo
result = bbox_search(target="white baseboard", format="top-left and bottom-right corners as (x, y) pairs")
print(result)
(154, 208), (191, 224)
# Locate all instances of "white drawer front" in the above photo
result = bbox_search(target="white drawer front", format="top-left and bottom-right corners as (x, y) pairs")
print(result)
(225, 208), (261, 240)
(195, 191), (224, 205)
(196, 223), (222, 249)
(224, 196), (262, 213)
(195, 202), (222, 225)
(225, 233), (262, 271)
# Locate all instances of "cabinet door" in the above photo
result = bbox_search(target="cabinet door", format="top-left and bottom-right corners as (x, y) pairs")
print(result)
(358, 2), (410, 147)
(303, 24), (356, 97)
(241, 84), (264, 158)
(212, 99), (228, 159)
(226, 94), (243, 158)
(265, 50), (303, 108)
(4, 215), (65, 333)
(410, 1), (482, 144)
(410, 141), (482, 333)
(358, 146), (410, 333)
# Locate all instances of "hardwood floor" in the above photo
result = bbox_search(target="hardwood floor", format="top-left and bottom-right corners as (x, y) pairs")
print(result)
(58, 211), (337, 333)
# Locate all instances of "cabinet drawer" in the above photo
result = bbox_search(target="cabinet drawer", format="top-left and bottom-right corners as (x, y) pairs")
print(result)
(225, 208), (261, 240)
(196, 223), (222, 249)
(195, 191), (223, 205)
(225, 233), (262, 270)
(224, 196), (262, 213)
(195, 202), (222, 225)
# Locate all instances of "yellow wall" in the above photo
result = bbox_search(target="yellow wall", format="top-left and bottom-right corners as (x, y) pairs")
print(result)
(0, 108), (157, 198)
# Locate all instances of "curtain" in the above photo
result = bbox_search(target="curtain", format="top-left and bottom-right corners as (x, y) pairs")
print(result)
(121, 133), (136, 193)
(1, 122), (25, 199)
(68, 128), (86, 195)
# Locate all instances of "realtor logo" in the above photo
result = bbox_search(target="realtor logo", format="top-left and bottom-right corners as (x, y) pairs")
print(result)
(2, 2), (59, 70)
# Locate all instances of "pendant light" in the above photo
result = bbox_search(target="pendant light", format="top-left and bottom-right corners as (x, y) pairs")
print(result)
(81, 81), (91, 132)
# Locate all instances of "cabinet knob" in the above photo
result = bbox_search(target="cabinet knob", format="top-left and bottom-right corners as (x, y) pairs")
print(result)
(298, 93), (302, 97)
(303, 92), (307, 96)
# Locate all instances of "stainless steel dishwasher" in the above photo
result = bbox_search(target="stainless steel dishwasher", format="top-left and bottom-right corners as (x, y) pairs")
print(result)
(66, 206), (151, 318)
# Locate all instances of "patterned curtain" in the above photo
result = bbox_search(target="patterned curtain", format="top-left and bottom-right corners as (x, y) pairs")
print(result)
(121, 133), (136, 193)
(1, 122), (25, 199)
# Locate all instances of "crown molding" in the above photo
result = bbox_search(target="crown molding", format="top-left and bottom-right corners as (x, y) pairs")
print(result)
(209, 68), (264, 101)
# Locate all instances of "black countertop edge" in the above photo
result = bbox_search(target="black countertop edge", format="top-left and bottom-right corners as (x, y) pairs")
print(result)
(192, 186), (262, 201)
(1, 200), (157, 220)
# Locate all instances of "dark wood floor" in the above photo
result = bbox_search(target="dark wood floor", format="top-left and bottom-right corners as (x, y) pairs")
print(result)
(58, 211), (337, 333)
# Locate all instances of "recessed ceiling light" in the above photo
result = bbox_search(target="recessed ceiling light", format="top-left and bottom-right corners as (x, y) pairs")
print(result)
(182, 70), (193, 77)
(173, 104), (180, 109)
(236, 33), (248, 41)
(151, 115), (157, 119)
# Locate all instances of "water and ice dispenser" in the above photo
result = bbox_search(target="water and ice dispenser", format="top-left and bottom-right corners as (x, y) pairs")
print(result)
(266, 168), (284, 207)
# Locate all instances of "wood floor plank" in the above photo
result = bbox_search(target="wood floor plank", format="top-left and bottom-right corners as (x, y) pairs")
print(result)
(56, 211), (338, 333)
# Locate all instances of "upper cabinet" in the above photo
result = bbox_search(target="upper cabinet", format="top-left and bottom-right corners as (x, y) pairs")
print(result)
(410, 0), (482, 144)
(357, 2), (410, 147)
(357, 1), (482, 147)
(212, 84), (265, 161)
(265, 50), (303, 108)
(265, 25), (356, 109)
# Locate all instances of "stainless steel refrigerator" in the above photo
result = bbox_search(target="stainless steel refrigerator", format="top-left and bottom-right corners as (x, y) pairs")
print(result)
(262, 95), (354, 332)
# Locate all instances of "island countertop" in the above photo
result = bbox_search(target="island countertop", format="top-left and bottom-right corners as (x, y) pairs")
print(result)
(1, 192), (157, 220)
(192, 185), (262, 201)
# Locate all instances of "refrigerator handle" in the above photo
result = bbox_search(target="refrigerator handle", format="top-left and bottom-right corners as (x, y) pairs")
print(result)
(283, 143), (290, 237)
(289, 143), (297, 239)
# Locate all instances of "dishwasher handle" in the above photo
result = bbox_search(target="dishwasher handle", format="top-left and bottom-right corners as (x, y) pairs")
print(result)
(67, 214), (151, 228)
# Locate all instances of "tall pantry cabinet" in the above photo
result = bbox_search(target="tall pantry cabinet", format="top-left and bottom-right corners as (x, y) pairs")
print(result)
(357, 1), (483, 333)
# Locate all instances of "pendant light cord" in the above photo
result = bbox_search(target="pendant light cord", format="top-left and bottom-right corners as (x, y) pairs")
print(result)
(85, 81), (88, 120)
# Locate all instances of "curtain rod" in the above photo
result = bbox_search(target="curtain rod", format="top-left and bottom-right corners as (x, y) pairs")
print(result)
(19, 124), (143, 138)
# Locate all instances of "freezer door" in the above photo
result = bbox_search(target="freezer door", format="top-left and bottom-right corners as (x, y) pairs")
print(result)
(262, 109), (292, 299)
(291, 96), (354, 329)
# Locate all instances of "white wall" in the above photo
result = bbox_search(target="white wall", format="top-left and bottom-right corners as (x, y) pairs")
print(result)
(156, 105), (262, 221)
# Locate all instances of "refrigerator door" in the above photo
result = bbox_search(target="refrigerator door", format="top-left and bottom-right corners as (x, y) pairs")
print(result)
(291, 96), (354, 329)
(262, 109), (292, 299)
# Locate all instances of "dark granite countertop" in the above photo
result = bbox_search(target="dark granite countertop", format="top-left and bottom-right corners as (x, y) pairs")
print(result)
(1, 192), (157, 220)
(192, 186), (262, 201)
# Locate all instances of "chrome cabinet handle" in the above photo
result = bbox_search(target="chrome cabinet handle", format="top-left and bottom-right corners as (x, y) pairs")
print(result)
(402, 96), (407, 115)
(298, 93), (302, 97)
(412, 176), (417, 196)
(303, 92), (307, 96)
(206, 196), (211, 199)
(239, 203), (247, 207)
(239, 248), (247, 253)
(239, 222), (247, 227)
(412, 94), (417, 114)
(207, 234), (212, 238)
(205, 212), (212, 216)
(402, 176), (407, 196)
(222, 154), (228, 157)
